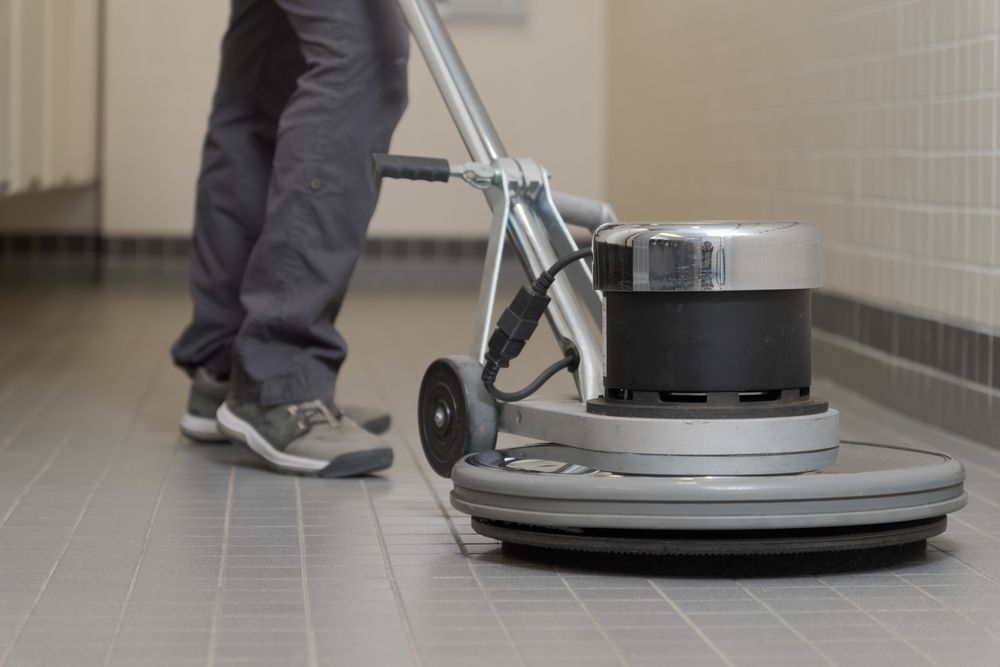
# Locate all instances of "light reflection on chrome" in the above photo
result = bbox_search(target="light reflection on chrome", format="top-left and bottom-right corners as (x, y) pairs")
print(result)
(593, 221), (821, 292)
(505, 459), (596, 474)
(467, 451), (619, 477)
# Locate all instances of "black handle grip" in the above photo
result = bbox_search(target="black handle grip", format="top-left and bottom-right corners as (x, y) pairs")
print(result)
(372, 154), (451, 183)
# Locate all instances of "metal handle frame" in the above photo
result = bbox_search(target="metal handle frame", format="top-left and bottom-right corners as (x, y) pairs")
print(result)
(396, 0), (605, 401)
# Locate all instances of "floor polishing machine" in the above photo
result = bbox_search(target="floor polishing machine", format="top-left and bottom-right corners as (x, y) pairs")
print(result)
(375, 0), (966, 561)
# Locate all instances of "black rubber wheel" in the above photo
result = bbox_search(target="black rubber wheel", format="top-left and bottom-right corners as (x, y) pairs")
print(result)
(418, 356), (498, 478)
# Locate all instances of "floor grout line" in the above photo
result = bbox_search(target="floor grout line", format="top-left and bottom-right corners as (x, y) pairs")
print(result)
(839, 404), (1000, 532)
(102, 439), (183, 666)
(0, 293), (96, 454)
(5, 286), (1000, 665)
(294, 479), (319, 667)
(0, 365), (75, 459)
(458, 555), (530, 667)
(0, 430), (76, 529)
(820, 582), (938, 664)
(888, 568), (1000, 644)
(830, 379), (1000, 463)
(358, 349), (530, 667)
(0, 333), (139, 530)
(207, 467), (236, 667)
(830, 399), (1000, 654)
(361, 478), (425, 667)
(553, 571), (630, 667)
(735, 581), (838, 666)
(839, 406), (1000, 482)
(647, 580), (737, 667)
(0, 349), (165, 666)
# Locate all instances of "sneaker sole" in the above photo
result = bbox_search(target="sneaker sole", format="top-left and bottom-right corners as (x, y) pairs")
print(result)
(216, 403), (393, 478)
(179, 414), (228, 443)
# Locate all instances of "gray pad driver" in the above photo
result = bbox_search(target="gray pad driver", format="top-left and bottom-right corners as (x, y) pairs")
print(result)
(451, 441), (967, 531)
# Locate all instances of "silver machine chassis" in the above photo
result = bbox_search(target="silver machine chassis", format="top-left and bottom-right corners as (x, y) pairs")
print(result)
(394, 0), (966, 557)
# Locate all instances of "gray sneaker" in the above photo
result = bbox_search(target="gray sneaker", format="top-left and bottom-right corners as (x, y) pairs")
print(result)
(216, 398), (393, 477)
(180, 368), (231, 442)
(180, 369), (392, 443)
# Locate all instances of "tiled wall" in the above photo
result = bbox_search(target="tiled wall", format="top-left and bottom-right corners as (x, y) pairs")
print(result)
(611, 0), (998, 330)
(610, 0), (999, 444)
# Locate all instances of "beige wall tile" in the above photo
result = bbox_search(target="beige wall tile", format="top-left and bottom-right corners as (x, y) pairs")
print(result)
(610, 0), (1000, 331)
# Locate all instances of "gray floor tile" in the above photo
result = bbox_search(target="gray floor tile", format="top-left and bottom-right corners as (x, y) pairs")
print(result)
(0, 283), (998, 667)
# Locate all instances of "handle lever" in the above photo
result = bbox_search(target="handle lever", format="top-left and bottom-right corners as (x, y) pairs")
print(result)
(372, 154), (452, 182)
(373, 153), (499, 190)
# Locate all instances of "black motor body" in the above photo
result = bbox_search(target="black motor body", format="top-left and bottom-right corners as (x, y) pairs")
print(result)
(590, 222), (826, 419)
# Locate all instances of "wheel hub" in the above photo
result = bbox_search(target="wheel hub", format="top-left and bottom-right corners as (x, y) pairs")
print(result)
(432, 400), (451, 433)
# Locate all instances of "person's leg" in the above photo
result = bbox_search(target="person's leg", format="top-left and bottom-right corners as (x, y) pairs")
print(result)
(171, 0), (305, 379)
(215, 0), (408, 476)
(231, 0), (409, 407)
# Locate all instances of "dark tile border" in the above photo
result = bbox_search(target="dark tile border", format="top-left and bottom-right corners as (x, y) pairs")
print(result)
(813, 334), (998, 448)
(361, 237), (489, 261)
(0, 233), (512, 288)
(0, 233), (102, 259)
(813, 290), (997, 448)
(813, 291), (997, 391)
(0, 233), (494, 264)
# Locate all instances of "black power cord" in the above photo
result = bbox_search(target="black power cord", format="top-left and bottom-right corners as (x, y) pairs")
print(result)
(482, 247), (592, 402)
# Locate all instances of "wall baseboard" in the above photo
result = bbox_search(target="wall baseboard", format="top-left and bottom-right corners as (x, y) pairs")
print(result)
(0, 233), (495, 263)
(812, 292), (998, 448)
(0, 233), (518, 287)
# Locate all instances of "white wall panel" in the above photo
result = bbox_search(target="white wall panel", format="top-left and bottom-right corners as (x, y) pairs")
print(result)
(47, 0), (100, 187)
(0, 0), (98, 199)
(14, 0), (46, 192)
(0, 0), (10, 195)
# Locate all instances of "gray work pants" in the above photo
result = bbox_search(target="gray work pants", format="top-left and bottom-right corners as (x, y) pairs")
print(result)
(171, 0), (409, 406)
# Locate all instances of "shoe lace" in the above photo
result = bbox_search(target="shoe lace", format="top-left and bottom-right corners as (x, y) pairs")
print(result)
(287, 400), (343, 430)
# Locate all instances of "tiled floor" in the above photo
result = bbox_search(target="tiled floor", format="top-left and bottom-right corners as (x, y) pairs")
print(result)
(2, 282), (1000, 666)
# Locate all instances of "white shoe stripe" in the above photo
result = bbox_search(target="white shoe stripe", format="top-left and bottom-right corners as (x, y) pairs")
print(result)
(180, 414), (226, 441)
(216, 403), (328, 473)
